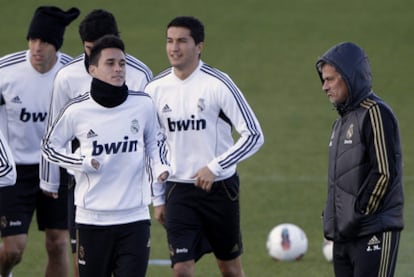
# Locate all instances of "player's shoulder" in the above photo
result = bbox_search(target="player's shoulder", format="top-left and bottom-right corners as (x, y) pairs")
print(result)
(127, 90), (155, 113)
(0, 50), (27, 69)
(128, 90), (151, 100)
(147, 67), (173, 85)
(58, 52), (75, 65)
(199, 62), (230, 80)
(199, 62), (238, 92)
(62, 92), (91, 112)
(125, 53), (153, 79)
(55, 55), (85, 76)
(61, 53), (83, 67)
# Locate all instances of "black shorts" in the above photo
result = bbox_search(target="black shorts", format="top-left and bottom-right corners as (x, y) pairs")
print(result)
(0, 164), (68, 237)
(333, 230), (401, 277)
(165, 173), (243, 265)
(77, 220), (150, 277)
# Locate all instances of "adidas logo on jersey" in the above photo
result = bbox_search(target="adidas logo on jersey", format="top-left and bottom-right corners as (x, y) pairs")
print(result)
(12, 96), (22, 104)
(162, 104), (172, 113)
(87, 129), (98, 138)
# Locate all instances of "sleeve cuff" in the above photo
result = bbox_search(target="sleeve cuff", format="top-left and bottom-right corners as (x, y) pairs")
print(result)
(152, 194), (166, 207)
(40, 180), (59, 193)
(207, 159), (222, 176)
(152, 181), (166, 206)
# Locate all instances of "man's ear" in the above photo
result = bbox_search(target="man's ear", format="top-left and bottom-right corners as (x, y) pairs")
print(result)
(89, 65), (96, 76)
(196, 42), (204, 56)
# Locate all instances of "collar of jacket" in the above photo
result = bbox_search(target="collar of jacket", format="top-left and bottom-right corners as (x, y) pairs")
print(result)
(90, 77), (128, 108)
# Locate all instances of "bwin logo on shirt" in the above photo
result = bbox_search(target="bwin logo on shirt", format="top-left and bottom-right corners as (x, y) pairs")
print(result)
(167, 115), (206, 132)
(20, 108), (47, 122)
(92, 136), (138, 155)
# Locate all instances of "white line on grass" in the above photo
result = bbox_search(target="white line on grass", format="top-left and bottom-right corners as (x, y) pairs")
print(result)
(148, 259), (171, 266)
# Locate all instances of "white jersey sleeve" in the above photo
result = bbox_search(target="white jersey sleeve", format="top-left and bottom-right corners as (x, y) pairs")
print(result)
(143, 101), (170, 206)
(0, 129), (16, 187)
(202, 65), (264, 176)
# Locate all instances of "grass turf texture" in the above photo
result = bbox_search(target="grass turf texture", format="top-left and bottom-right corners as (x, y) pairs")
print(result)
(1, 0), (413, 276)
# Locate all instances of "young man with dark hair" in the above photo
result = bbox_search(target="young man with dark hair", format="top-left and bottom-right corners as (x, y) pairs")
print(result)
(0, 6), (79, 277)
(42, 34), (170, 277)
(146, 16), (264, 277)
(39, 9), (153, 275)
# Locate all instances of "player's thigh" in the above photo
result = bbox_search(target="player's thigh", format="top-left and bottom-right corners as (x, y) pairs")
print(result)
(36, 182), (68, 231)
(0, 166), (38, 236)
(77, 224), (114, 277)
(164, 182), (204, 263)
(204, 174), (243, 260)
(113, 220), (150, 277)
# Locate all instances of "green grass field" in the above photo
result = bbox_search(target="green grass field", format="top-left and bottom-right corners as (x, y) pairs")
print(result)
(1, 0), (413, 276)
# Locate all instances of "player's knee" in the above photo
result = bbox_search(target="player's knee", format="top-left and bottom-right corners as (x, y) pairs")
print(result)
(217, 258), (244, 277)
(2, 247), (24, 267)
(45, 231), (68, 256)
(173, 260), (194, 277)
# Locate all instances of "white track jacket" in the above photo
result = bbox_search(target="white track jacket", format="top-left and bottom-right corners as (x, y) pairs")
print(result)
(41, 91), (170, 225)
(40, 53), (153, 192)
(145, 61), (264, 182)
(0, 50), (72, 164)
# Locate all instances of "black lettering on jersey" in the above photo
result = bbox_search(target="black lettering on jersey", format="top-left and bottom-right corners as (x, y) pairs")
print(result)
(167, 115), (206, 132)
(20, 108), (47, 122)
(92, 136), (138, 156)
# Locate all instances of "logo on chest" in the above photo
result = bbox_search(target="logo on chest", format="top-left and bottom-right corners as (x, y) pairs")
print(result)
(90, 119), (139, 155)
(344, 124), (354, 144)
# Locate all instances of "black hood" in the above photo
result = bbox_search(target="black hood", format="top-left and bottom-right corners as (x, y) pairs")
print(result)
(316, 42), (373, 115)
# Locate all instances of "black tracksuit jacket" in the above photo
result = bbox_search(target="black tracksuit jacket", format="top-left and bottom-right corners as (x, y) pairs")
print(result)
(316, 42), (404, 242)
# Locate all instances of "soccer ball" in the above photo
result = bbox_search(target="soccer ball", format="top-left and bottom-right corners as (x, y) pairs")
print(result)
(266, 223), (308, 261)
(322, 239), (333, 262)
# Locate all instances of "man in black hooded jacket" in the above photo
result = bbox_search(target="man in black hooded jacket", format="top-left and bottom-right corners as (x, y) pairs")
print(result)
(316, 42), (403, 277)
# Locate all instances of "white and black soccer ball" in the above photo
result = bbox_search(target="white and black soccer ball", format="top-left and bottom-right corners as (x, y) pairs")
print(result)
(266, 223), (308, 261)
(322, 238), (334, 262)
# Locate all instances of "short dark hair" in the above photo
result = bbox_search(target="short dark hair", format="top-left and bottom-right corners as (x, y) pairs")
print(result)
(78, 9), (120, 42)
(167, 16), (204, 45)
(89, 35), (125, 65)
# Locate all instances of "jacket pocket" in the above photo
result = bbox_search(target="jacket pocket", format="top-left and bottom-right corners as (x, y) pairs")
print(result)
(335, 186), (363, 238)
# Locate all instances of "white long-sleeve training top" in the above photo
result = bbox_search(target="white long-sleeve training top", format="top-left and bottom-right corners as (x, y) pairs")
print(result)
(145, 61), (264, 182)
(0, 50), (72, 165)
(42, 91), (170, 225)
(40, 53), (153, 193)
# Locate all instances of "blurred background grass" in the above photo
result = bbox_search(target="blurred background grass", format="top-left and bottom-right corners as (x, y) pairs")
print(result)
(1, 0), (413, 276)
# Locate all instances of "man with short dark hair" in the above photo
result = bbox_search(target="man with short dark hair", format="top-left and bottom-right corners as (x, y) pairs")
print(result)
(41, 34), (169, 277)
(39, 9), (153, 275)
(146, 16), (264, 277)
